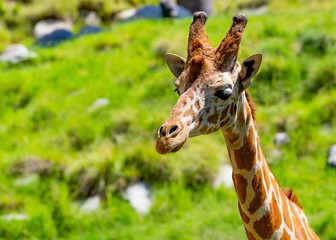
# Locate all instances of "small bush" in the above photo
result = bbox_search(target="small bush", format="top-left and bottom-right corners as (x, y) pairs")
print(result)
(301, 60), (336, 97)
(299, 31), (334, 55)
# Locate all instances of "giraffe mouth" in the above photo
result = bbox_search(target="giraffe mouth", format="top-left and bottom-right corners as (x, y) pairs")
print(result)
(156, 137), (188, 154)
(170, 140), (187, 153)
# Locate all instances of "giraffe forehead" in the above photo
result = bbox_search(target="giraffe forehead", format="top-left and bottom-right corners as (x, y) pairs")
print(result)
(206, 71), (235, 87)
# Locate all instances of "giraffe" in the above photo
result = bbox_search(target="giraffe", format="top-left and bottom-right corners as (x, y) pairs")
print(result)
(156, 12), (319, 240)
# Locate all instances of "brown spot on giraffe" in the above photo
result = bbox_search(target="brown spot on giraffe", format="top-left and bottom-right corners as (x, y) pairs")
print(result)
(220, 117), (230, 128)
(219, 106), (229, 119)
(245, 230), (256, 240)
(183, 104), (195, 119)
(195, 100), (200, 110)
(290, 206), (309, 240)
(230, 103), (237, 116)
(281, 229), (291, 240)
(207, 113), (219, 125)
(238, 202), (250, 224)
(206, 126), (216, 134)
(272, 192), (282, 228)
(304, 218), (314, 239)
(281, 194), (294, 232)
(226, 132), (240, 145)
(244, 101), (252, 125)
(181, 99), (187, 108)
(248, 168), (267, 214)
(234, 127), (256, 170)
(199, 125), (208, 133)
(233, 174), (247, 204)
(188, 92), (194, 101)
(254, 192), (282, 239)
(237, 105), (245, 127)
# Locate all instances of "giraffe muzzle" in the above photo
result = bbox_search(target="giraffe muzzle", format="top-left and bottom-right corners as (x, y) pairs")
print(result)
(156, 123), (188, 154)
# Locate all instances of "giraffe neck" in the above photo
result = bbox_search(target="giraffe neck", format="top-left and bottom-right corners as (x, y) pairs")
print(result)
(221, 92), (318, 240)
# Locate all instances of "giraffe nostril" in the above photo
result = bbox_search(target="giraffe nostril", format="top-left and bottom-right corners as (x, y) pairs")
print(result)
(158, 126), (164, 137)
(168, 125), (179, 136)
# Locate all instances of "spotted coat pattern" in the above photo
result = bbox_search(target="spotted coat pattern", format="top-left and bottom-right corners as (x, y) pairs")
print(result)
(156, 11), (319, 240)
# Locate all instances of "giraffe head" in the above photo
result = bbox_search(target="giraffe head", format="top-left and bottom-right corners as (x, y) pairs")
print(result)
(156, 12), (262, 154)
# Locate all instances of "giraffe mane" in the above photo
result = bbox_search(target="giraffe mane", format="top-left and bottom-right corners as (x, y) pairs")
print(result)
(244, 90), (256, 123)
(282, 188), (303, 209)
(244, 91), (303, 209)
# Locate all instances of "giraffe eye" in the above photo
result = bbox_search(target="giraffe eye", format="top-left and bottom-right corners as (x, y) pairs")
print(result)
(215, 89), (232, 101)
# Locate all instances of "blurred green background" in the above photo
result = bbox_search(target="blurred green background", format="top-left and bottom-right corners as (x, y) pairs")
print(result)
(0, 0), (336, 239)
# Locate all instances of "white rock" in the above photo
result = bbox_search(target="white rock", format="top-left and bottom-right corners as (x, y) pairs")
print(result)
(14, 174), (39, 187)
(80, 195), (100, 214)
(115, 9), (137, 21)
(213, 164), (234, 189)
(0, 213), (28, 221)
(88, 98), (110, 112)
(328, 155), (336, 167)
(274, 132), (290, 146)
(84, 11), (100, 26)
(0, 44), (37, 64)
(34, 19), (73, 38)
(329, 144), (336, 156)
(123, 181), (152, 214)
(328, 144), (336, 168)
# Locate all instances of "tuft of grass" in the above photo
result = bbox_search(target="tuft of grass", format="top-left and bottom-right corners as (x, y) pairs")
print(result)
(0, 1), (336, 239)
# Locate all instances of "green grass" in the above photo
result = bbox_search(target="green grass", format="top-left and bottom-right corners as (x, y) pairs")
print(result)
(0, 1), (336, 239)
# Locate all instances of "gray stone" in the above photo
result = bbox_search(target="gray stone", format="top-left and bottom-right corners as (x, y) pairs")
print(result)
(34, 19), (73, 38)
(177, 0), (214, 15)
(0, 44), (37, 64)
(329, 144), (336, 156)
(160, 0), (178, 18)
(115, 9), (137, 21)
(213, 164), (233, 189)
(274, 132), (290, 146)
(116, 4), (191, 22)
(328, 155), (336, 168)
(0, 213), (28, 221)
(84, 11), (100, 26)
(328, 144), (336, 168)
(80, 195), (100, 214)
(122, 181), (152, 214)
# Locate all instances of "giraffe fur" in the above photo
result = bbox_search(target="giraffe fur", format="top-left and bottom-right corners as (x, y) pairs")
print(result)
(156, 12), (319, 240)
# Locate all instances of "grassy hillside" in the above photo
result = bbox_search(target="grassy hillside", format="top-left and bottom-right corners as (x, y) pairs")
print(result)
(1, 1), (336, 239)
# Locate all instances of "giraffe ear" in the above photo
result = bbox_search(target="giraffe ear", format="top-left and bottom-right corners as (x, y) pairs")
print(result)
(164, 53), (186, 78)
(237, 53), (262, 92)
